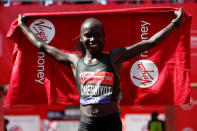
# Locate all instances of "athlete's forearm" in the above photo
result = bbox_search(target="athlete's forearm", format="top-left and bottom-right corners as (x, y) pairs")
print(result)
(120, 8), (184, 62)
(139, 8), (184, 50)
(18, 22), (73, 65)
(144, 8), (184, 48)
(18, 23), (46, 50)
(120, 20), (178, 62)
(147, 19), (177, 47)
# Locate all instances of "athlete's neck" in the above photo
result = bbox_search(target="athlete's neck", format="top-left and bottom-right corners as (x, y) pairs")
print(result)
(84, 51), (103, 65)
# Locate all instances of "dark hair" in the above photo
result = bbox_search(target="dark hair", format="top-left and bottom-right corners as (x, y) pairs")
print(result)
(80, 17), (104, 33)
(151, 112), (158, 119)
(4, 118), (9, 124)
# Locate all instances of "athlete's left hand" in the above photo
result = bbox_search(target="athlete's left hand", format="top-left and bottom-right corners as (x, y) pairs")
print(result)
(173, 8), (185, 27)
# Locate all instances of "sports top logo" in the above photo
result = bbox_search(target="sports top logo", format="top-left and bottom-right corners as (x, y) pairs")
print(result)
(79, 72), (114, 86)
(29, 19), (55, 44)
(130, 60), (158, 88)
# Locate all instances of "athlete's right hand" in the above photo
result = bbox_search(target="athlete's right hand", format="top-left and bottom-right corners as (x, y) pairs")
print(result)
(18, 14), (25, 27)
(173, 7), (184, 28)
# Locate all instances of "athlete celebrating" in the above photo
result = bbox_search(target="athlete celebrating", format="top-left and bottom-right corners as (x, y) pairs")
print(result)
(17, 8), (184, 131)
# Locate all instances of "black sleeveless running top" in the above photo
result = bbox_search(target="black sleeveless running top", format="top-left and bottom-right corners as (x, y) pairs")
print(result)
(76, 53), (121, 106)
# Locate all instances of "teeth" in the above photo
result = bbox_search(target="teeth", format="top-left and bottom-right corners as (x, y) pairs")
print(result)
(89, 43), (96, 45)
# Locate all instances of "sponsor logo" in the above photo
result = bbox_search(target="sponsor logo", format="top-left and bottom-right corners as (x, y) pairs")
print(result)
(96, 67), (106, 72)
(140, 20), (151, 58)
(79, 72), (113, 85)
(130, 20), (157, 88)
(29, 19), (55, 85)
(82, 97), (101, 104)
(29, 19), (55, 44)
(35, 52), (45, 85)
(80, 96), (111, 105)
(130, 60), (158, 88)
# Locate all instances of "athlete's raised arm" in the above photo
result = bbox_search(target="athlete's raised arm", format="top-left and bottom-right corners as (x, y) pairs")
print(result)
(17, 14), (80, 69)
(110, 8), (184, 65)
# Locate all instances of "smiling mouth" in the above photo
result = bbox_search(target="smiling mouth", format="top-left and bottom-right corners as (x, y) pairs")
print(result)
(89, 42), (98, 46)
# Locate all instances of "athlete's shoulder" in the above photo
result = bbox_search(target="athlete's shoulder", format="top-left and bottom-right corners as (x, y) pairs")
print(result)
(109, 48), (125, 64)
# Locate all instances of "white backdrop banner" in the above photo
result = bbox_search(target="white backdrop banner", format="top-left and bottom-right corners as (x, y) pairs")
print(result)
(5, 115), (40, 131)
(42, 120), (79, 131)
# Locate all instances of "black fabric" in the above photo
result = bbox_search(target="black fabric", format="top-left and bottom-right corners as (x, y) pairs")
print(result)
(76, 53), (120, 105)
(78, 113), (122, 131)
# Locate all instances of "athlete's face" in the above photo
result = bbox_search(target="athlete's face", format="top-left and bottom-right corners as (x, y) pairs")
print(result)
(80, 21), (105, 53)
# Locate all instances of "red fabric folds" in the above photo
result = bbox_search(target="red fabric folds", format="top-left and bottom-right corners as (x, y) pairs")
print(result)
(6, 8), (191, 106)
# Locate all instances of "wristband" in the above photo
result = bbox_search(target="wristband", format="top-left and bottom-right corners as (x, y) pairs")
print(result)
(172, 19), (180, 28)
